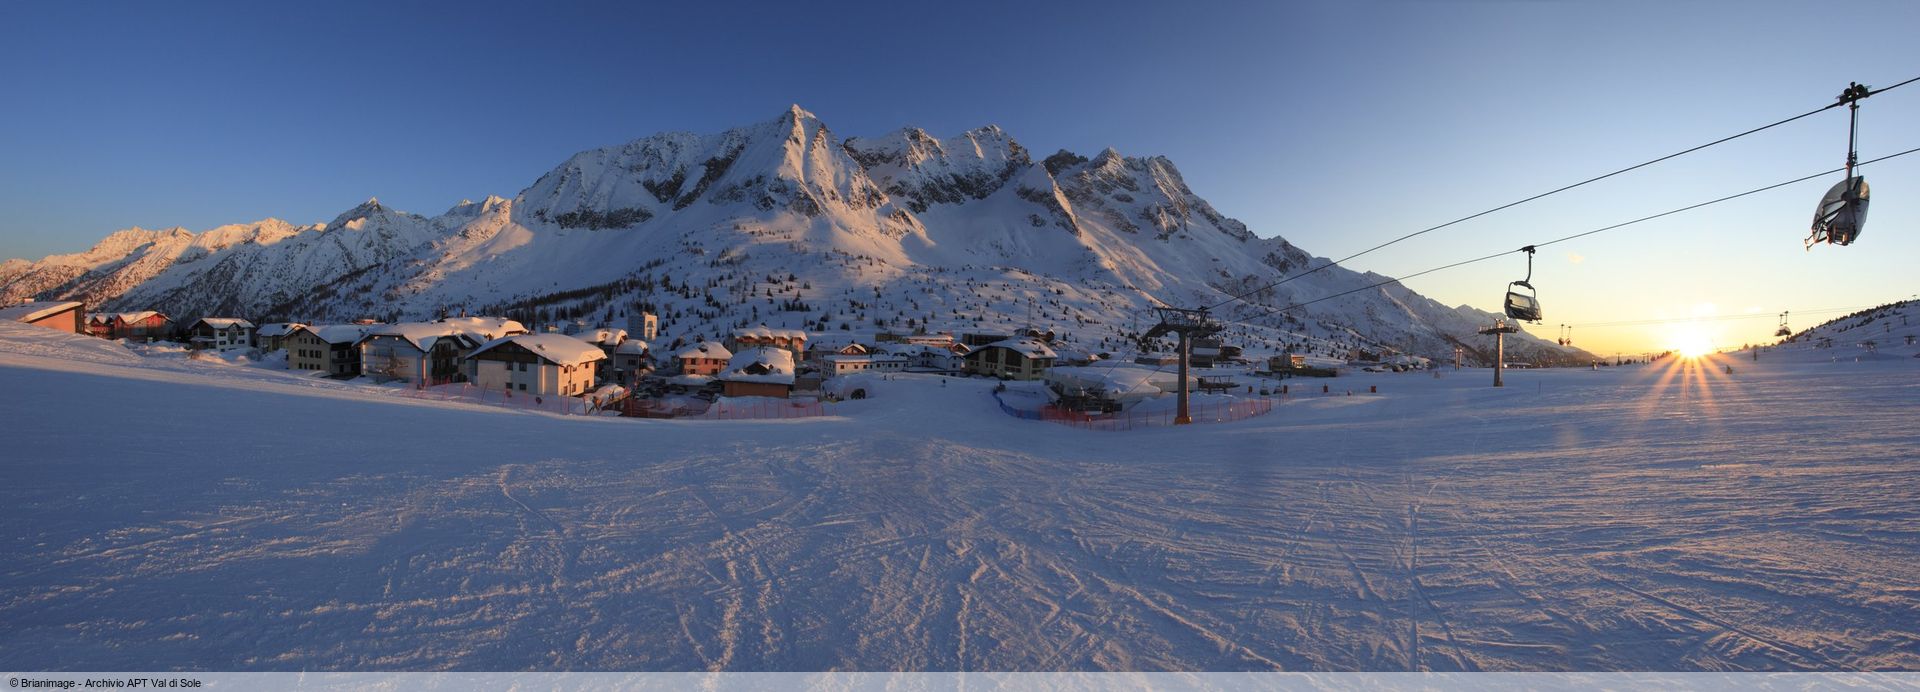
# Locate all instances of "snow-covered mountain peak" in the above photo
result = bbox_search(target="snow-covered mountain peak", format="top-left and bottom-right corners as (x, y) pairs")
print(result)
(514, 104), (902, 239)
(1, 106), (1592, 365)
(442, 195), (511, 219)
(783, 103), (818, 122)
(326, 197), (401, 230)
(844, 124), (1034, 213)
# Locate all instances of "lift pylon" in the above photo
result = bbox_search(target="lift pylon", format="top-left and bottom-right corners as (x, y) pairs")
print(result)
(1478, 320), (1520, 387)
(1143, 307), (1222, 425)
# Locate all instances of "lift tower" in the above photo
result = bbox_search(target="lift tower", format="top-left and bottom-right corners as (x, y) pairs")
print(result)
(1142, 306), (1222, 425)
(1478, 320), (1520, 387)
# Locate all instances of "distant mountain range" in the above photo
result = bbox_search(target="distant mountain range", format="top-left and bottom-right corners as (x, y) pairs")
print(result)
(0, 105), (1590, 365)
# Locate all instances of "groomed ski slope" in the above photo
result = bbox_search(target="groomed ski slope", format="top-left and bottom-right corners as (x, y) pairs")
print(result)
(1, 324), (1916, 671)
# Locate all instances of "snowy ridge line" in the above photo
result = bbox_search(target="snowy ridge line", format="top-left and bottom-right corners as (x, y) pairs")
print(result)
(2, 105), (1587, 366)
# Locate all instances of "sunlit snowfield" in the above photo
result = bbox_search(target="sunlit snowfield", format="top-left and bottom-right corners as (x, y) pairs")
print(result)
(2, 325), (1916, 671)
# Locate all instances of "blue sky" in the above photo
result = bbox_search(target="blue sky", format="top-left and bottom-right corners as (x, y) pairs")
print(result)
(2, 1), (1916, 354)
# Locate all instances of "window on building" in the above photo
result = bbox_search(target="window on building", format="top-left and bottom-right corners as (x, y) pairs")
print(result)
(518, 383), (527, 391)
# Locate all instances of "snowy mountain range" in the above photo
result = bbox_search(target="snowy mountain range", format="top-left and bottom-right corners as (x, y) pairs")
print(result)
(0, 105), (1589, 365)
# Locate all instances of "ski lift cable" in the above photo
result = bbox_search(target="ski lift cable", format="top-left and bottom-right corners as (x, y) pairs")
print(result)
(1214, 145), (1920, 330)
(1531, 144), (1919, 250)
(1203, 75), (1920, 314)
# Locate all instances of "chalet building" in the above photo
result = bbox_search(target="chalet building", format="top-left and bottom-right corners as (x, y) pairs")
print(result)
(806, 334), (870, 361)
(465, 333), (606, 398)
(185, 318), (255, 353)
(872, 354), (907, 372)
(358, 325), (479, 384)
(675, 341), (733, 376)
(808, 338), (872, 369)
(578, 327), (630, 379)
(610, 339), (653, 384)
(900, 333), (957, 348)
(253, 323), (306, 351)
(730, 327), (807, 358)
(355, 317), (524, 384)
(964, 337), (1058, 380)
(718, 346), (796, 398)
(87, 311), (173, 341)
(286, 325), (370, 377)
(879, 343), (965, 373)
(581, 327), (628, 351)
(1, 301), (85, 334)
(820, 354), (873, 377)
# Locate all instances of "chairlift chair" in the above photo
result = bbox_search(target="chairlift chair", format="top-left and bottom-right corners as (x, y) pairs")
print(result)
(1503, 246), (1543, 323)
(1776, 311), (1792, 338)
(1810, 177), (1869, 247)
(1807, 82), (1875, 249)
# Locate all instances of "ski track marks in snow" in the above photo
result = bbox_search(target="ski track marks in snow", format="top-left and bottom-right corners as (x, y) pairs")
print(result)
(1, 333), (1918, 670)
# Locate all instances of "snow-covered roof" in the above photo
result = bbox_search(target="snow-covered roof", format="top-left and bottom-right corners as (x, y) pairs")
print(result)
(256, 322), (305, 338)
(806, 332), (871, 350)
(822, 354), (872, 363)
(433, 316), (526, 340)
(734, 326), (808, 341)
(676, 341), (733, 360)
(614, 339), (651, 355)
(468, 333), (607, 366)
(360, 322), (468, 352)
(110, 310), (165, 324)
(666, 374), (714, 386)
(978, 337), (1057, 360)
(1, 301), (83, 324)
(876, 343), (941, 357)
(192, 317), (255, 331)
(584, 327), (628, 346)
(361, 317), (527, 352)
(720, 346), (796, 385)
(295, 324), (370, 344)
(1046, 365), (1185, 401)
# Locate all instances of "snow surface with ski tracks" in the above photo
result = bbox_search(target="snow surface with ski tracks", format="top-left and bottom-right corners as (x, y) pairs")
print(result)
(1, 321), (1916, 671)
